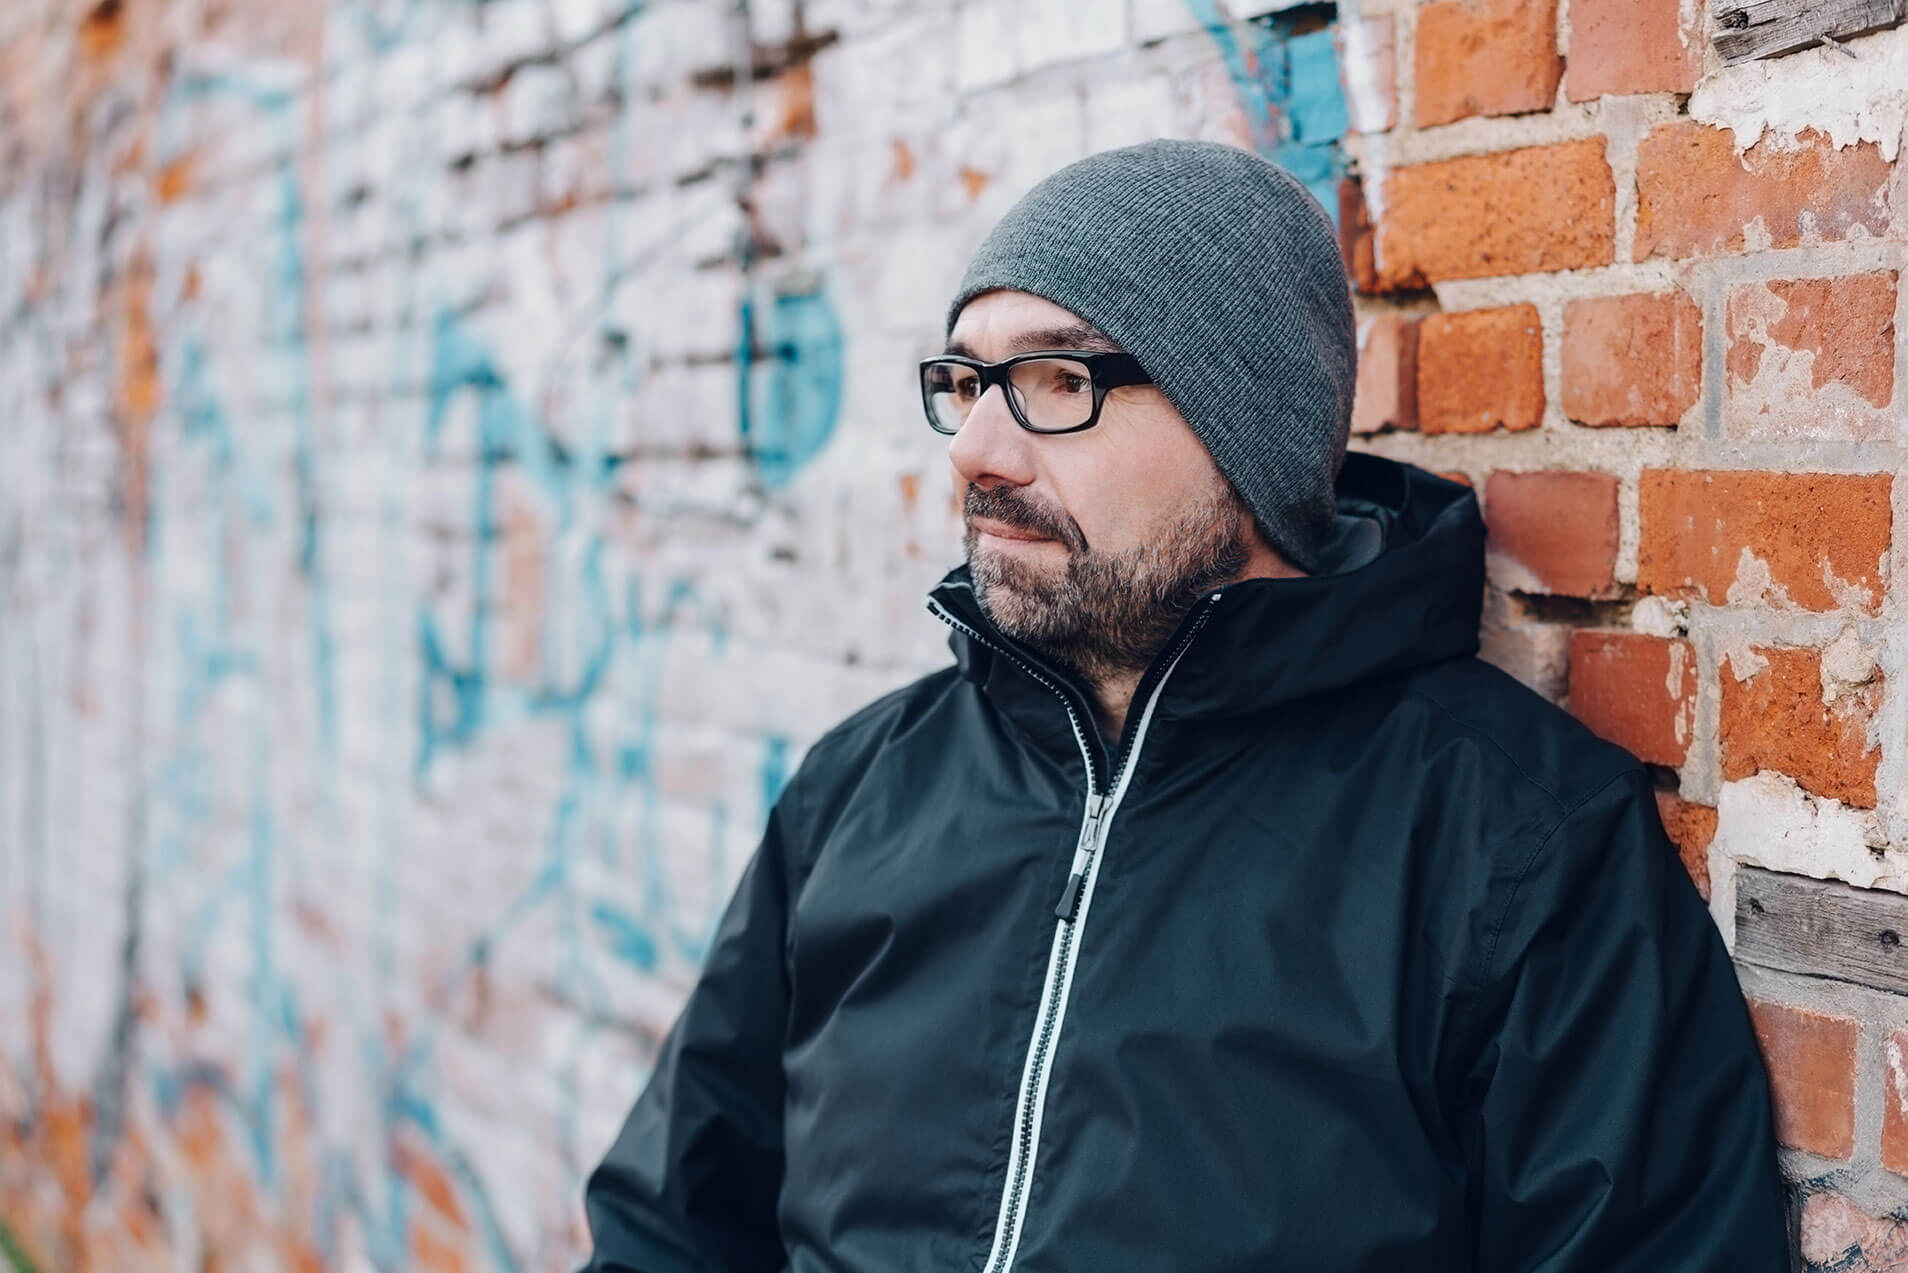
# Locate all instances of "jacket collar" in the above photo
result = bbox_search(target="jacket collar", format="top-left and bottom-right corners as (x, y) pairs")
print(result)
(926, 451), (1484, 729)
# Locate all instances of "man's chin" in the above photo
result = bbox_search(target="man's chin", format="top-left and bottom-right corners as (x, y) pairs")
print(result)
(970, 546), (1061, 594)
(971, 557), (1058, 620)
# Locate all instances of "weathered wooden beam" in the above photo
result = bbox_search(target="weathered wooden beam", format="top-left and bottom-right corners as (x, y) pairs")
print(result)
(1712, 0), (1907, 63)
(1735, 866), (1908, 994)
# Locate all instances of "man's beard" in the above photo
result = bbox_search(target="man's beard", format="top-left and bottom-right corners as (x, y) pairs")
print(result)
(963, 481), (1254, 686)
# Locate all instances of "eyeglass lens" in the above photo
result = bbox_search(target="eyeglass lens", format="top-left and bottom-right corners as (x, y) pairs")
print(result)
(924, 358), (1097, 433)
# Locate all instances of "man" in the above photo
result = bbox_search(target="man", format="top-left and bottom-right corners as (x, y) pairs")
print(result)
(578, 138), (1790, 1270)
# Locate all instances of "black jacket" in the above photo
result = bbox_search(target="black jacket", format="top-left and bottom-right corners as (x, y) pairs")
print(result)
(579, 451), (1790, 1272)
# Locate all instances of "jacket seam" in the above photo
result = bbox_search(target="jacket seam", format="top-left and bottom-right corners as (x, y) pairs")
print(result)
(1402, 682), (1571, 814)
(1479, 765), (1647, 988)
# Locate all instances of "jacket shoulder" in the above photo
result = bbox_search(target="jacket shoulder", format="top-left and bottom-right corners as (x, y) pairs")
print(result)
(799, 663), (966, 775)
(776, 663), (967, 854)
(1399, 653), (1644, 819)
(1396, 656), (1682, 1001)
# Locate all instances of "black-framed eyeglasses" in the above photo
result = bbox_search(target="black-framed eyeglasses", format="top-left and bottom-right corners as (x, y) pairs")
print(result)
(918, 350), (1154, 436)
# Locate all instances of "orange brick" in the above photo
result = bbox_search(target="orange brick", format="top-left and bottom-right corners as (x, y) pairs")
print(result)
(1335, 14), (1398, 133)
(1413, 0), (1561, 127)
(1748, 999), (1857, 1159)
(1637, 470), (1892, 614)
(78, 0), (125, 60)
(1653, 791), (1716, 900)
(1725, 273), (1898, 441)
(1484, 469), (1618, 598)
(155, 153), (194, 204)
(1635, 122), (1893, 262)
(1565, 0), (1702, 99)
(411, 1217), (471, 1273)
(395, 1137), (467, 1227)
(1568, 631), (1696, 765)
(1350, 314), (1419, 434)
(1419, 305), (1544, 434)
(765, 62), (816, 142)
(1375, 139), (1614, 289)
(1560, 291), (1701, 427)
(1884, 1030), (1908, 1176)
(1339, 174), (1379, 293)
(1721, 645), (1882, 808)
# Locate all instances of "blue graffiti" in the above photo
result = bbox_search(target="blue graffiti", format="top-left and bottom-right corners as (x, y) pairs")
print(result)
(737, 285), (846, 489)
(1181, 1), (1353, 221)
(19, 3), (830, 1269)
(589, 900), (659, 971)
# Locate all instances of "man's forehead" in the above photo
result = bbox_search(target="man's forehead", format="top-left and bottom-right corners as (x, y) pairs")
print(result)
(944, 317), (1124, 360)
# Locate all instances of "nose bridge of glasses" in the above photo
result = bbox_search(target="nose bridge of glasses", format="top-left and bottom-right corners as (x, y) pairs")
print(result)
(970, 370), (1024, 430)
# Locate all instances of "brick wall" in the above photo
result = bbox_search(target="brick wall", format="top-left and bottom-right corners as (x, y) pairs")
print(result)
(0, 0), (1904, 1268)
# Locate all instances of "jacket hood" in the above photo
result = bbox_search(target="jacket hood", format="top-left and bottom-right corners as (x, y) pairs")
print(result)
(927, 450), (1485, 723)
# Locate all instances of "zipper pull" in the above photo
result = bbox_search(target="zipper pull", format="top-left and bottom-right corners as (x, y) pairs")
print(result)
(1056, 793), (1109, 922)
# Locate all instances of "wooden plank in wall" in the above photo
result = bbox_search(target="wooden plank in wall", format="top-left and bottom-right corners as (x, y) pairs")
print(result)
(1735, 866), (1908, 994)
(1712, 0), (1907, 63)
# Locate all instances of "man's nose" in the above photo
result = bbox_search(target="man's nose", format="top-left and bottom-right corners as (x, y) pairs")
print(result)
(948, 383), (1037, 488)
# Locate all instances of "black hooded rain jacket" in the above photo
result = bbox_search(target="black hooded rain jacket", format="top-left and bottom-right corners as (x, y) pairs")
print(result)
(579, 451), (1790, 1272)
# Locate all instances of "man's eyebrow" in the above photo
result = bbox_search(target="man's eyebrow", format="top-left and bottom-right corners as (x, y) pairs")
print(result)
(943, 321), (1124, 359)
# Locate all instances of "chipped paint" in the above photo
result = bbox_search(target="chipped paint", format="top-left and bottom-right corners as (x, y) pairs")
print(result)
(1822, 556), (1883, 614)
(1722, 639), (1769, 682)
(1821, 626), (1881, 704)
(1666, 640), (1693, 746)
(1889, 1037), (1908, 1120)
(1724, 275), (1897, 442)
(1716, 772), (1898, 889)
(1724, 546), (1796, 609)
(1690, 22), (1908, 161)
(1630, 595), (1690, 639)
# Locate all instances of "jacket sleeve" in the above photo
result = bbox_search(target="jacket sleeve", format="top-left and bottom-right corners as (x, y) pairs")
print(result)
(1463, 766), (1791, 1271)
(577, 785), (800, 1273)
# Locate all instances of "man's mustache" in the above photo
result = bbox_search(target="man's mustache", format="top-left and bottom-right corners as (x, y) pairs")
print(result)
(963, 484), (1087, 552)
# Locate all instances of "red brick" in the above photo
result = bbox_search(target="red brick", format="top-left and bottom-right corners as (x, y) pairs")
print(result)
(1335, 14), (1398, 133)
(1484, 470), (1618, 596)
(1375, 139), (1614, 289)
(1748, 999), (1857, 1159)
(1560, 291), (1701, 427)
(155, 153), (194, 204)
(1564, 0), (1702, 99)
(1413, 0), (1561, 127)
(1635, 122), (1893, 262)
(78, 0), (125, 59)
(1339, 174), (1379, 293)
(1721, 645), (1882, 808)
(1884, 1030), (1908, 1176)
(1419, 305), (1544, 434)
(1568, 631), (1696, 764)
(1725, 273), (1898, 441)
(1653, 791), (1715, 900)
(1351, 314), (1419, 434)
(1637, 470), (1892, 614)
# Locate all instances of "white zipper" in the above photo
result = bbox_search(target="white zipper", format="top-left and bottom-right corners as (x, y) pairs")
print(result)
(962, 604), (1217, 1273)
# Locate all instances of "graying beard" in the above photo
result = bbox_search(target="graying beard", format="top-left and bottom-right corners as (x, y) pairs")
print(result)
(969, 487), (1252, 684)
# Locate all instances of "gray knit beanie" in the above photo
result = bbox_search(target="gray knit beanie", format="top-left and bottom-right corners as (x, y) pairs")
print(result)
(943, 137), (1357, 576)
